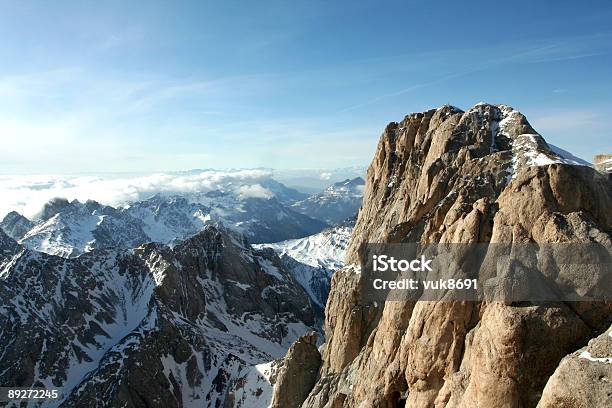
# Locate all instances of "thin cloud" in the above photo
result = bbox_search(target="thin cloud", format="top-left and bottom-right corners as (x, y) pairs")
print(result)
(0, 169), (273, 219)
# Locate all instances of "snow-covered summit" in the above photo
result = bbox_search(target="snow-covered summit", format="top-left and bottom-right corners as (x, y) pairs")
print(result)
(464, 103), (591, 176)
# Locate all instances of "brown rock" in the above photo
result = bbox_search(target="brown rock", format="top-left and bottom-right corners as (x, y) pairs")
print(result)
(272, 332), (322, 408)
(537, 325), (612, 408)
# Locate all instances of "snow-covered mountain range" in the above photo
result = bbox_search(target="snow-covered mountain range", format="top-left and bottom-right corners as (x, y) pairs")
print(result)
(0, 102), (602, 408)
(1, 179), (333, 257)
(0, 173), (360, 407)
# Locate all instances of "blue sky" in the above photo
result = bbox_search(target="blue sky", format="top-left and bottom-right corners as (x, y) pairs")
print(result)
(0, 0), (610, 173)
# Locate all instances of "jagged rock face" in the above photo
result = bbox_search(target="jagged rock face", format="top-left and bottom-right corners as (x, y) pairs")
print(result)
(0, 229), (20, 269)
(301, 104), (611, 407)
(0, 229), (19, 255)
(0, 225), (317, 407)
(0, 211), (34, 241)
(537, 325), (612, 408)
(292, 178), (365, 225)
(271, 332), (322, 408)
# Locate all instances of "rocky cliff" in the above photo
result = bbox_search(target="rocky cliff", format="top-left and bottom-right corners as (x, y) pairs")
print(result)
(271, 332), (322, 408)
(280, 103), (611, 407)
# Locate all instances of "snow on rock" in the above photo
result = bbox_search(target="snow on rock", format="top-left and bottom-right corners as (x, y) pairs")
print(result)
(490, 104), (591, 179)
(578, 351), (612, 364)
(230, 360), (283, 408)
(256, 220), (353, 309)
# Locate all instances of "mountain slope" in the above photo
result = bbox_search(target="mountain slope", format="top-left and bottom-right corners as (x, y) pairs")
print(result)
(275, 103), (611, 408)
(257, 219), (353, 309)
(0, 225), (318, 407)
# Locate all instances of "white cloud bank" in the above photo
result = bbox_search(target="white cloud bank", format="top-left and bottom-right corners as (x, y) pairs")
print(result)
(0, 169), (273, 219)
(235, 184), (273, 199)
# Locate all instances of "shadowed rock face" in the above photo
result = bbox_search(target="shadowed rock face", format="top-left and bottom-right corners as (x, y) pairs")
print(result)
(0, 225), (318, 407)
(271, 332), (322, 408)
(288, 103), (611, 408)
(0, 229), (20, 260)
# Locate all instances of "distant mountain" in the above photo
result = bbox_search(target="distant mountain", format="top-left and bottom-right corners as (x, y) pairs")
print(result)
(0, 225), (318, 406)
(20, 198), (148, 257)
(291, 178), (365, 225)
(3, 181), (327, 257)
(258, 178), (309, 204)
(271, 167), (367, 194)
(188, 191), (327, 243)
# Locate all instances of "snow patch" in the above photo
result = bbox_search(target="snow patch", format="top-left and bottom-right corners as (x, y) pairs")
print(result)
(578, 350), (612, 364)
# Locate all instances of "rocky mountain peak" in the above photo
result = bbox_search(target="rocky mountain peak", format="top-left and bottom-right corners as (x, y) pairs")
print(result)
(271, 332), (322, 408)
(36, 197), (77, 221)
(295, 103), (611, 408)
(594, 153), (612, 177)
(345, 102), (596, 262)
